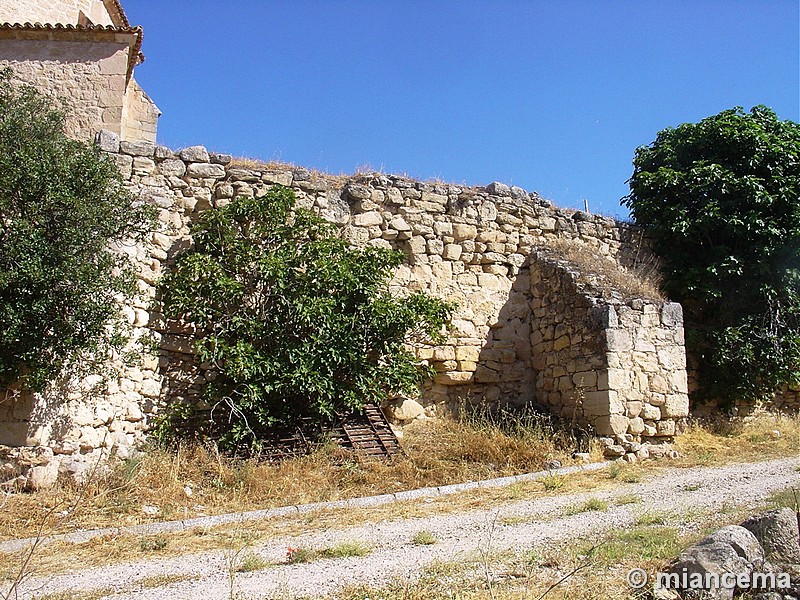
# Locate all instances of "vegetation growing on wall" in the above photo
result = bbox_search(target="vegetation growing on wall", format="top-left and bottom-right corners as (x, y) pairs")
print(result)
(159, 186), (453, 450)
(0, 69), (155, 392)
(623, 106), (800, 403)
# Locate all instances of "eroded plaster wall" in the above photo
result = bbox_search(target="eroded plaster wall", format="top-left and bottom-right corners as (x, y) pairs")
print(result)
(0, 0), (114, 26)
(0, 38), (130, 140)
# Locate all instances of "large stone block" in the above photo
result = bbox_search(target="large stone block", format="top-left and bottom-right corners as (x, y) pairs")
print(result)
(661, 302), (683, 327)
(187, 163), (226, 178)
(452, 224), (477, 241)
(594, 414), (629, 436)
(662, 394), (689, 418)
(179, 146), (210, 162)
(741, 508), (800, 565)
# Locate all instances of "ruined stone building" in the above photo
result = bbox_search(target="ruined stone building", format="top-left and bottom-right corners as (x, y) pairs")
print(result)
(0, 0), (159, 142)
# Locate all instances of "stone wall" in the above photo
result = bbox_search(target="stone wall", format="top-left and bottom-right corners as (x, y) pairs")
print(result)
(0, 136), (692, 484)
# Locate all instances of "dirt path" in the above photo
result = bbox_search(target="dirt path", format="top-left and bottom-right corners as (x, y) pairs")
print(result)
(12, 456), (800, 599)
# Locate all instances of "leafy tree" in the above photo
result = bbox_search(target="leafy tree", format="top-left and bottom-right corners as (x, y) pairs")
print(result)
(159, 186), (452, 449)
(0, 69), (155, 392)
(623, 106), (800, 403)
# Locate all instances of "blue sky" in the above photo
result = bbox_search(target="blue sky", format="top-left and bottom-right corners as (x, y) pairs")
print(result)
(124, 1), (799, 218)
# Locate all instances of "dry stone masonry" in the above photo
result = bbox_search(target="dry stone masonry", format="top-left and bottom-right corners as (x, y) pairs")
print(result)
(0, 134), (695, 483)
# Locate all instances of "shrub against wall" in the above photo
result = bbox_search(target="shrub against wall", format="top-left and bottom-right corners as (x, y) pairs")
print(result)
(159, 186), (453, 450)
(0, 69), (155, 392)
(624, 106), (800, 403)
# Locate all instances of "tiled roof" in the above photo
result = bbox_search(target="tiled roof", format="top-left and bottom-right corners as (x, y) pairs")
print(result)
(102, 0), (130, 28)
(0, 22), (144, 76)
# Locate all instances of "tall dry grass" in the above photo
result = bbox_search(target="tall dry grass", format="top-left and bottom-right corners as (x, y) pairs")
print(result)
(544, 237), (664, 302)
(0, 409), (577, 541)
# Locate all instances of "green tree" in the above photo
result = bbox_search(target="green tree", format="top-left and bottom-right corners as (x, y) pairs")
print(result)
(0, 69), (155, 392)
(623, 106), (800, 403)
(159, 186), (452, 450)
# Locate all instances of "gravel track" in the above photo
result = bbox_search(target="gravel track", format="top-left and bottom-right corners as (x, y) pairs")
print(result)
(12, 456), (800, 599)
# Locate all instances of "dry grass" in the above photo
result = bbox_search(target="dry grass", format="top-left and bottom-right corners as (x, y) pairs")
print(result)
(673, 409), (800, 466)
(543, 237), (664, 301)
(2, 411), (798, 585)
(226, 156), (376, 189)
(227, 156), (296, 171)
(0, 411), (576, 542)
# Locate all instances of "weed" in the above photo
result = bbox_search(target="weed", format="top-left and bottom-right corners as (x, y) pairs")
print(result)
(607, 462), (624, 479)
(499, 515), (530, 526)
(622, 470), (643, 484)
(286, 546), (315, 564)
(566, 498), (609, 515)
(286, 541), (370, 564)
(30, 591), (113, 600)
(635, 512), (669, 526)
(541, 472), (565, 491)
(582, 526), (682, 564)
(138, 535), (169, 552)
(319, 541), (371, 559)
(411, 530), (437, 546)
(615, 494), (641, 505)
(607, 462), (642, 483)
(767, 487), (799, 511)
(235, 551), (269, 573)
(543, 238), (664, 301)
(136, 574), (198, 589)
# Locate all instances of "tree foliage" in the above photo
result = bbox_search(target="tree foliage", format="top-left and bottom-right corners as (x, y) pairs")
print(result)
(0, 69), (155, 392)
(159, 186), (453, 449)
(623, 106), (800, 402)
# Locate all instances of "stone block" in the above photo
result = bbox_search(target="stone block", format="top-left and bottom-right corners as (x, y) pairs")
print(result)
(553, 335), (571, 351)
(210, 153), (232, 165)
(455, 346), (480, 362)
(594, 414), (629, 436)
(486, 181), (511, 196)
(432, 346), (456, 361)
(661, 302), (683, 327)
(27, 461), (59, 491)
(158, 158), (186, 177)
(111, 153), (133, 179)
(452, 223), (477, 241)
(539, 217), (557, 231)
(655, 420), (676, 436)
(434, 372), (473, 385)
(626, 401), (643, 418)
(179, 146), (210, 162)
(658, 347), (687, 370)
(628, 417), (646, 435)
(187, 163), (226, 178)
(384, 398), (425, 422)
(442, 244), (463, 261)
(120, 140), (155, 157)
(606, 330), (632, 351)
(572, 371), (597, 388)
(641, 403), (661, 421)
(599, 368), (632, 391)
(669, 369), (688, 393)
(95, 129), (119, 153)
(662, 394), (689, 418)
(741, 508), (800, 565)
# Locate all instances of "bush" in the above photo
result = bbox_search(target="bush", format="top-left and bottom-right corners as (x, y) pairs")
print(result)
(0, 69), (155, 392)
(623, 106), (800, 403)
(159, 186), (452, 450)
